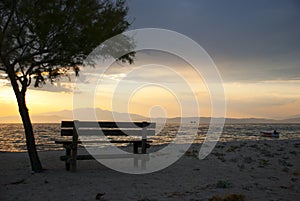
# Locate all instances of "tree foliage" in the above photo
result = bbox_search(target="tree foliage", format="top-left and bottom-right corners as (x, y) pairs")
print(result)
(0, 0), (134, 172)
(0, 0), (134, 88)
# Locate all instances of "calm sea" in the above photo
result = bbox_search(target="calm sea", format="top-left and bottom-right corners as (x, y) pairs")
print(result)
(0, 123), (300, 152)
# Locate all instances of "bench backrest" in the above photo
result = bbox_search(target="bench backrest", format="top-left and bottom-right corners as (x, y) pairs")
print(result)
(60, 121), (156, 137)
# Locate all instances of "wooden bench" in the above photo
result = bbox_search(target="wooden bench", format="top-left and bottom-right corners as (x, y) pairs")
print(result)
(55, 120), (155, 172)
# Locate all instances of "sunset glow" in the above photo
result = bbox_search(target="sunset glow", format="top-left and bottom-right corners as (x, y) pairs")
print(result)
(1, 0), (299, 122)
(1, 66), (299, 121)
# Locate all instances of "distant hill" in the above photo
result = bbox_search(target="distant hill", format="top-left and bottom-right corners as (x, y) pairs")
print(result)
(286, 114), (300, 119)
(0, 108), (148, 123)
(278, 117), (300, 124)
(0, 109), (299, 124)
(158, 117), (300, 124)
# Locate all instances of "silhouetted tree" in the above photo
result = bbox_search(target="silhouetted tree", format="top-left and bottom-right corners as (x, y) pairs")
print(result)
(0, 0), (134, 172)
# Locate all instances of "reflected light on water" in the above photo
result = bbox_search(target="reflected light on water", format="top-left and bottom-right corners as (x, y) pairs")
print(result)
(0, 123), (300, 152)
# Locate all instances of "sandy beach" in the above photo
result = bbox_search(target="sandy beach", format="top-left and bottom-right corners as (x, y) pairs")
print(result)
(1, 139), (299, 201)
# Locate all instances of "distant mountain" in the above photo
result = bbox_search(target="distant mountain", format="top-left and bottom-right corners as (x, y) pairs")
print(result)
(162, 117), (300, 124)
(0, 115), (65, 123)
(0, 109), (299, 124)
(287, 114), (300, 119)
(0, 108), (148, 123)
(278, 117), (300, 124)
(226, 117), (300, 124)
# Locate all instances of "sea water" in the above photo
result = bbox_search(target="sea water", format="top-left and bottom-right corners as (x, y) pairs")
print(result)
(0, 123), (300, 152)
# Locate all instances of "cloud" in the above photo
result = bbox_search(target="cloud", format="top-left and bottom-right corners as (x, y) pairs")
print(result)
(127, 0), (300, 82)
(227, 96), (300, 119)
(28, 81), (74, 93)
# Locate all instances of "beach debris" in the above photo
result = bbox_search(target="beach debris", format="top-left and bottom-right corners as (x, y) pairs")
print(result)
(278, 159), (293, 167)
(212, 152), (226, 162)
(243, 156), (254, 164)
(215, 180), (233, 188)
(237, 163), (245, 171)
(215, 144), (225, 149)
(291, 178), (298, 182)
(277, 147), (285, 151)
(249, 144), (258, 149)
(226, 145), (239, 152)
(208, 193), (245, 201)
(165, 191), (193, 198)
(258, 159), (270, 167)
(293, 143), (300, 148)
(282, 167), (290, 172)
(258, 147), (274, 157)
(184, 149), (198, 157)
(242, 184), (253, 191)
(9, 179), (26, 185)
(267, 176), (279, 181)
(95, 192), (105, 200)
(240, 142), (247, 147)
(229, 157), (238, 163)
(137, 198), (157, 201)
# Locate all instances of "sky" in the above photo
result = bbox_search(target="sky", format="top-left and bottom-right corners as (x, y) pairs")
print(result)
(0, 0), (300, 120)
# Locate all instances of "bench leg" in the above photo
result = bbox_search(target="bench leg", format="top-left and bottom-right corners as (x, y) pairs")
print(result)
(70, 146), (77, 172)
(70, 127), (78, 172)
(133, 142), (139, 154)
(65, 147), (71, 171)
(140, 140), (147, 169)
(141, 139), (147, 154)
(133, 142), (139, 168)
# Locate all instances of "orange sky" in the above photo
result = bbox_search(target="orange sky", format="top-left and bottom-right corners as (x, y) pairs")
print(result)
(1, 54), (299, 120)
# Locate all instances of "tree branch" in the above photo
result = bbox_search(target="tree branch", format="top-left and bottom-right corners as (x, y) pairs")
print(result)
(27, 76), (31, 87)
(6, 66), (20, 95)
(21, 80), (27, 95)
(18, 62), (26, 77)
(12, 49), (49, 67)
(15, 72), (27, 95)
(3, 34), (36, 59)
(25, 58), (59, 76)
(2, 2), (15, 36)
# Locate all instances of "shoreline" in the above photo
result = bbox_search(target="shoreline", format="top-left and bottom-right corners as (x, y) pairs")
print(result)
(1, 137), (300, 153)
(1, 139), (299, 200)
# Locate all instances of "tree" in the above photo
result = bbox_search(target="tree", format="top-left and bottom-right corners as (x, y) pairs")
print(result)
(0, 0), (134, 172)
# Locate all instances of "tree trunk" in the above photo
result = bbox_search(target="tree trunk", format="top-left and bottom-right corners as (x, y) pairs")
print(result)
(6, 65), (43, 172)
(16, 93), (43, 172)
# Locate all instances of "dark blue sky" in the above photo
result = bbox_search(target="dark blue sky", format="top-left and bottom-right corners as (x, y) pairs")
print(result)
(127, 0), (300, 82)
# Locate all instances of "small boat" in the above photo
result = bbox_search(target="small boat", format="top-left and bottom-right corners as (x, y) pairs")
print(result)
(260, 130), (280, 138)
